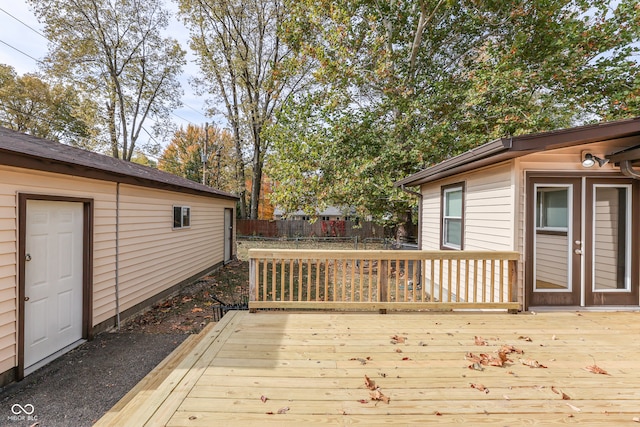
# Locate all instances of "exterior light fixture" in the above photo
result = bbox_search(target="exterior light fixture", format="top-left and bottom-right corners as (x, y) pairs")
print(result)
(582, 153), (609, 168)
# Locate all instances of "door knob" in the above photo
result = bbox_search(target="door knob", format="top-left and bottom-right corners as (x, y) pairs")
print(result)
(574, 249), (583, 255)
(24, 297), (30, 302)
(25, 254), (31, 262)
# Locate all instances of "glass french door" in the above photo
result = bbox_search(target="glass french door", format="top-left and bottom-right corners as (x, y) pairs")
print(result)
(527, 176), (638, 307)
(584, 179), (638, 306)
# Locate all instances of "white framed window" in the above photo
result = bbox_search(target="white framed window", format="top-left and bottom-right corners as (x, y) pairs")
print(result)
(173, 206), (191, 229)
(536, 187), (569, 233)
(441, 183), (464, 250)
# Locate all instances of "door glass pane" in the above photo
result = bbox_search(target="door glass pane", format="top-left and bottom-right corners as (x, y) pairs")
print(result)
(593, 186), (630, 291)
(534, 185), (571, 291)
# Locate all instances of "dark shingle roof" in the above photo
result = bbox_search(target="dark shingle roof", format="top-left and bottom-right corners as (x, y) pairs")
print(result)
(0, 127), (238, 200)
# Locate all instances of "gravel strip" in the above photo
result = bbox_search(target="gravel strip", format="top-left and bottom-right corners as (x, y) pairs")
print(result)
(0, 332), (187, 427)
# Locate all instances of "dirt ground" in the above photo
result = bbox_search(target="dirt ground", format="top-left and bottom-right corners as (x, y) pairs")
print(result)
(123, 259), (249, 334)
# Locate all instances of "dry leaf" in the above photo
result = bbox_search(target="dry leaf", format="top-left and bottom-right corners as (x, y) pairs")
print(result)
(364, 375), (376, 390)
(434, 411), (442, 416)
(585, 364), (609, 375)
(552, 335), (558, 340)
(370, 389), (390, 404)
(395, 348), (403, 353)
(519, 358), (547, 368)
(468, 362), (484, 371)
(357, 399), (368, 404)
(518, 336), (533, 342)
(260, 395), (268, 403)
(551, 386), (571, 400)
(277, 407), (290, 414)
(191, 307), (203, 313)
(402, 357), (411, 361)
(566, 403), (581, 413)
(500, 345), (524, 354)
(470, 383), (489, 394)
(503, 395), (510, 400)
(390, 335), (406, 344)
(474, 336), (488, 346)
(632, 417), (640, 422)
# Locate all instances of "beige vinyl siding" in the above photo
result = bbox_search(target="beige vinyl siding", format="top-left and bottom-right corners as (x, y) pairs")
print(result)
(420, 163), (514, 251)
(593, 186), (622, 290)
(419, 163), (515, 302)
(114, 184), (233, 317)
(0, 165), (117, 375)
(535, 233), (569, 287)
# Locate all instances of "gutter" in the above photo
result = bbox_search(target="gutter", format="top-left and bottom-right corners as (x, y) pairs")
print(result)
(620, 160), (640, 180)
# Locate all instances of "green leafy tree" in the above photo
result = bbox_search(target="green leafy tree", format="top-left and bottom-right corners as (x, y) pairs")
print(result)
(0, 64), (100, 147)
(28, 0), (186, 160)
(265, 0), (640, 234)
(159, 123), (238, 193)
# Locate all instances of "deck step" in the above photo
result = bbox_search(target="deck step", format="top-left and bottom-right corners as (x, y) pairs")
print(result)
(95, 322), (218, 425)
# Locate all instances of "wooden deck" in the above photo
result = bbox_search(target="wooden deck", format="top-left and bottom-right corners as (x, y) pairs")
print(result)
(96, 310), (640, 426)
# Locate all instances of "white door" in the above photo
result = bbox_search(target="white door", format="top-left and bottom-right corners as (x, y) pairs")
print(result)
(24, 200), (84, 371)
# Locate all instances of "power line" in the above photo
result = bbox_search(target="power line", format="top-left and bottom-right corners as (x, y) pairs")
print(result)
(0, 7), (47, 40)
(0, 38), (41, 63)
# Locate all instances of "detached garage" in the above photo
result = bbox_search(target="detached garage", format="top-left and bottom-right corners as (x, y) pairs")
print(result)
(0, 127), (238, 384)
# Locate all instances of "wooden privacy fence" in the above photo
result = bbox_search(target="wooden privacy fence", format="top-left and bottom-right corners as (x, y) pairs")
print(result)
(249, 249), (521, 312)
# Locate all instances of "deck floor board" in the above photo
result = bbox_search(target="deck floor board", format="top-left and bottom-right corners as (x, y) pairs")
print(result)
(96, 311), (640, 426)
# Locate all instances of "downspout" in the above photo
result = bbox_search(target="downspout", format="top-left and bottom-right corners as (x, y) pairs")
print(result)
(619, 160), (640, 180)
(400, 184), (423, 250)
(115, 182), (121, 330)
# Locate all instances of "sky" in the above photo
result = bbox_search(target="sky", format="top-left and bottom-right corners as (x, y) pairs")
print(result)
(0, 1), (221, 153)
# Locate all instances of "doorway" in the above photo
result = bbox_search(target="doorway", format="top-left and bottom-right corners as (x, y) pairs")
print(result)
(19, 195), (93, 378)
(526, 176), (638, 308)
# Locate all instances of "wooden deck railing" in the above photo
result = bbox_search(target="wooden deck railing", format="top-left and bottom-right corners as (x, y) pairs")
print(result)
(249, 249), (520, 312)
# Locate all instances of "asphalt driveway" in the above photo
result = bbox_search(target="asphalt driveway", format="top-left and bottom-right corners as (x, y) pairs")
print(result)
(0, 332), (186, 427)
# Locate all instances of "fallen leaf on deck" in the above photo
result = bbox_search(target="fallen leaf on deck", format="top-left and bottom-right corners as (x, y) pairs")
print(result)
(370, 389), (390, 403)
(470, 383), (489, 393)
(468, 362), (483, 371)
(632, 416), (640, 422)
(518, 336), (532, 342)
(390, 335), (406, 344)
(500, 345), (524, 354)
(585, 364), (609, 375)
(260, 395), (268, 403)
(503, 395), (510, 400)
(519, 358), (547, 368)
(566, 403), (581, 412)
(402, 357), (411, 361)
(364, 375), (376, 390)
(434, 411), (442, 416)
(551, 386), (571, 400)
(357, 399), (368, 404)
(395, 348), (403, 353)
(191, 307), (203, 313)
(474, 336), (488, 346)
(277, 407), (290, 414)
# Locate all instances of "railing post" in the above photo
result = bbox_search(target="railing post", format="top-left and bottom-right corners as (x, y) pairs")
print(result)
(508, 259), (518, 314)
(249, 257), (257, 313)
(379, 260), (388, 314)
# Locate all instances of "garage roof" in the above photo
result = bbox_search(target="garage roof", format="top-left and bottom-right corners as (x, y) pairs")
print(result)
(0, 127), (238, 200)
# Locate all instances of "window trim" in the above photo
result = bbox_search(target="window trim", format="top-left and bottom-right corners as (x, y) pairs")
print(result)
(440, 182), (465, 250)
(173, 205), (191, 229)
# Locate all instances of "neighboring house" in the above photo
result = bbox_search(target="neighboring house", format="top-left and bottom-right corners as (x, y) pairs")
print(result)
(273, 206), (359, 221)
(0, 127), (238, 385)
(395, 117), (640, 311)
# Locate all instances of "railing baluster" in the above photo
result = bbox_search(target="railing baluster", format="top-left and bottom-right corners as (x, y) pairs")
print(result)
(499, 259), (504, 303)
(246, 249), (520, 312)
